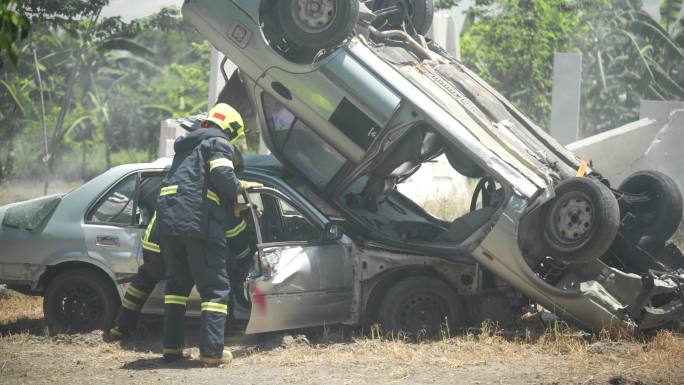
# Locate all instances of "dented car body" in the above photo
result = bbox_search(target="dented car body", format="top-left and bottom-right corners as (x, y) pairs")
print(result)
(183, 0), (684, 332)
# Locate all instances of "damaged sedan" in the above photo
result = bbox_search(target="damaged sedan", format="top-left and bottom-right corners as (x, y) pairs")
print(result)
(182, 0), (684, 332)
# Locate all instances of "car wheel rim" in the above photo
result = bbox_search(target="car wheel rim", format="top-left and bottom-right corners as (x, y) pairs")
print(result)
(58, 286), (103, 331)
(397, 293), (448, 334)
(292, 0), (336, 34)
(548, 191), (595, 247)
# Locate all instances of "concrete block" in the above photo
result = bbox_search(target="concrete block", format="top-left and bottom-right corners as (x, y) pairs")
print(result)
(550, 53), (582, 145)
(567, 118), (658, 181)
(640, 100), (684, 130)
(618, 109), (684, 193)
(158, 119), (185, 158)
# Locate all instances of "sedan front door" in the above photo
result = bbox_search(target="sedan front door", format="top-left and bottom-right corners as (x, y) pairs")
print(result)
(244, 188), (353, 333)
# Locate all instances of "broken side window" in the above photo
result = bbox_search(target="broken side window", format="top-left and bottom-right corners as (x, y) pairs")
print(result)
(262, 93), (347, 189)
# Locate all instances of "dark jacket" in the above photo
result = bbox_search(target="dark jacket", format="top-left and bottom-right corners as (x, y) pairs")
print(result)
(157, 127), (242, 245)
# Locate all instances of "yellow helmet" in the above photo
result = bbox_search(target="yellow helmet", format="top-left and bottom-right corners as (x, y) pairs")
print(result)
(205, 103), (244, 143)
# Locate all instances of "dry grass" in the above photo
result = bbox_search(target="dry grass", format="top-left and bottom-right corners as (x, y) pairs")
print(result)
(1, 293), (683, 384)
(412, 180), (477, 220)
(0, 291), (42, 324)
(229, 322), (684, 384)
(0, 180), (83, 206)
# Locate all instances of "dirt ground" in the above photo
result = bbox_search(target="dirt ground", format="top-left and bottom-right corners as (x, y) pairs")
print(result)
(1, 291), (683, 385)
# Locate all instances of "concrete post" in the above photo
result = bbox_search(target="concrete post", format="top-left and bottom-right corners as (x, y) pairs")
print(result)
(550, 53), (582, 145)
(208, 47), (237, 109)
(430, 13), (460, 59)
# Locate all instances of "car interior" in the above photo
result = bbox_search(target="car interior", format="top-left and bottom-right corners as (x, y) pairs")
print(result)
(342, 126), (505, 244)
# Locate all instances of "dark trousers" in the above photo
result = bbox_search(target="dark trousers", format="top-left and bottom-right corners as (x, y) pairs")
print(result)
(161, 235), (231, 358)
(115, 249), (165, 334)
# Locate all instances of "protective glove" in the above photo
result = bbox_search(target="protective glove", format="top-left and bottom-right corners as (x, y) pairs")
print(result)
(239, 180), (263, 191)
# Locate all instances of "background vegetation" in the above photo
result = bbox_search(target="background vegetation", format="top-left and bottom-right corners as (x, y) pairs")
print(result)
(0, 1), (208, 190)
(0, 0), (682, 188)
(460, 0), (684, 135)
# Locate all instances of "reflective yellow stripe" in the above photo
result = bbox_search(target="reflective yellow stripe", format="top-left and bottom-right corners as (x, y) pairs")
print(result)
(122, 298), (142, 311)
(126, 286), (148, 300)
(164, 295), (188, 306)
(160, 185), (178, 196)
(142, 240), (160, 253)
(236, 247), (251, 259)
(209, 158), (234, 172)
(207, 189), (221, 205)
(143, 212), (157, 242)
(201, 302), (228, 314)
(225, 220), (246, 238)
(162, 348), (183, 355)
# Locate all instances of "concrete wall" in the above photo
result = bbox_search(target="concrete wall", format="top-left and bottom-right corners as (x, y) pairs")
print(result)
(567, 118), (658, 182)
(640, 100), (684, 130)
(617, 109), (684, 193)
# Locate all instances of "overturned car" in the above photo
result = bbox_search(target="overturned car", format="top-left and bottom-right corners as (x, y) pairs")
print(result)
(183, 0), (684, 331)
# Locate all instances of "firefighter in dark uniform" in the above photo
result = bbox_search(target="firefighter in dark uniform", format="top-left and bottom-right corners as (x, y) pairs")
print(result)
(108, 211), (163, 339)
(157, 103), (261, 365)
(107, 140), (254, 341)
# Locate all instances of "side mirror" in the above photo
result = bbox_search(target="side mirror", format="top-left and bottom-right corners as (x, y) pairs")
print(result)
(324, 222), (344, 241)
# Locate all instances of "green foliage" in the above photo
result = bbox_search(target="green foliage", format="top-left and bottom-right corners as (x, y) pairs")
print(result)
(576, 0), (684, 135)
(660, 0), (683, 31)
(0, 5), (209, 182)
(461, 0), (684, 136)
(435, 0), (461, 9)
(0, 0), (29, 68)
(461, 0), (582, 128)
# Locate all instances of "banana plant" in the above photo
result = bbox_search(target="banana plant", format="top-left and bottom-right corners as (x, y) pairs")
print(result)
(578, 0), (684, 135)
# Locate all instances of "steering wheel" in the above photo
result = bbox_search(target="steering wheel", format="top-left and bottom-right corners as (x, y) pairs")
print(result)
(470, 176), (497, 212)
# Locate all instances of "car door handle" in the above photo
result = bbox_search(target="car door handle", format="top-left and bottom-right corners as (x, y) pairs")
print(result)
(96, 235), (120, 247)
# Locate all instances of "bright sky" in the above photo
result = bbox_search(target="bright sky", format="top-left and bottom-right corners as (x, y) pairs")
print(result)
(101, 0), (180, 21)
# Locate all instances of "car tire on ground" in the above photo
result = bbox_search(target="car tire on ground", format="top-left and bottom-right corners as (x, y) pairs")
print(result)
(372, 0), (435, 35)
(43, 268), (120, 334)
(378, 276), (463, 337)
(618, 170), (683, 243)
(276, 0), (359, 50)
(542, 177), (620, 264)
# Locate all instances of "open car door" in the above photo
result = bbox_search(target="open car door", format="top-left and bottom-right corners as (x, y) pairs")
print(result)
(243, 187), (353, 334)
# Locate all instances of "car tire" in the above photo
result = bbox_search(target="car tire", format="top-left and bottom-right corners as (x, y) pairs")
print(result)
(276, 0), (359, 50)
(618, 170), (683, 243)
(542, 177), (620, 264)
(372, 0), (435, 35)
(43, 268), (120, 334)
(378, 276), (463, 337)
